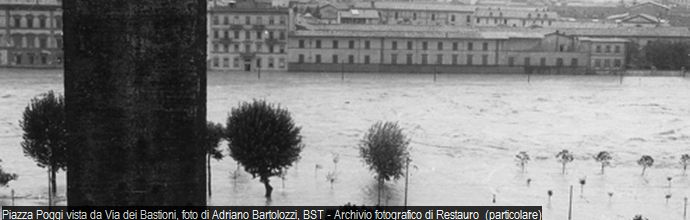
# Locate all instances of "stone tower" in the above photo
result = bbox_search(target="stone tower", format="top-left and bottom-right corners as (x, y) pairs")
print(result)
(63, 1), (207, 205)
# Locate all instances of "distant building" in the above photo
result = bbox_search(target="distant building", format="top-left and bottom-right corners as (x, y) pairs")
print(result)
(628, 1), (671, 18)
(473, 8), (558, 27)
(338, 9), (380, 24)
(353, 1), (476, 26)
(0, 0), (62, 68)
(208, 2), (290, 71)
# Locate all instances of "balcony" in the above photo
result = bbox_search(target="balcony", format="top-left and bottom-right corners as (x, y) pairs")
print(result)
(253, 25), (266, 31)
(264, 38), (283, 46)
(230, 24), (244, 30)
(240, 52), (256, 60)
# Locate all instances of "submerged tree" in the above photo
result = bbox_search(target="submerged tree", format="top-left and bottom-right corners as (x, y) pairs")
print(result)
(556, 150), (574, 175)
(593, 151), (613, 175)
(515, 151), (530, 173)
(205, 122), (225, 197)
(680, 154), (689, 176)
(0, 159), (18, 187)
(20, 91), (66, 205)
(359, 121), (410, 205)
(637, 155), (654, 176)
(226, 100), (303, 198)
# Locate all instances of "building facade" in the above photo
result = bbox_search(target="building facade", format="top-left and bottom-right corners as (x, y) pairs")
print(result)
(0, 0), (62, 68)
(287, 28), (627, 74)
(208, 5), (290, 71)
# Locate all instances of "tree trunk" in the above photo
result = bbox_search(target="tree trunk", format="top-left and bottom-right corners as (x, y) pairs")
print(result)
(261, 176), (273, 198)
(684, 165), (687, 176)
(562, 163), (566, 175)
(47, 168), (52, 206)
(207, 154), (211, 197)
(51, 166), (57, 203)
(601, 163), (605, 175)
(641, 167), (646, 176)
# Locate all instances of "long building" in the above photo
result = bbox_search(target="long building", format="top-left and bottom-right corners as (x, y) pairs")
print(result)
(287, 25), (645, 74)
(0, 0), (62, 68)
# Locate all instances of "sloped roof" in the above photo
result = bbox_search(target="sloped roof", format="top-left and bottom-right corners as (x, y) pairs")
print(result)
(579, 37), (629, 43)
(353, 1), (476, 12)
(630, 1), (671, 10)
(621, 13), (661, 23)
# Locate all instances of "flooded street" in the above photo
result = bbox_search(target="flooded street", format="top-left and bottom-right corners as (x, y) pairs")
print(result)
(1, 69), (689, 219)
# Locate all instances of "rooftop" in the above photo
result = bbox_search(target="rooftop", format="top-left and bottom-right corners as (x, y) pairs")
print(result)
(474, 8), (559, 19)
(338, 9), (380, 19)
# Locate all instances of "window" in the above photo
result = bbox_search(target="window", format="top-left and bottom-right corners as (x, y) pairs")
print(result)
(436, 54), (443, 64)
(407, 41), (413, 50)
(605, 45), (611, 53)
(298, 54), (305, 63)
(467, 55), (473, 65)
(453, 42), (458, 51)
(279, 16), (286, 25)
(482, 55), (488, 65)
(40, 54), (47, 64)
(614, 59), (621, 67)
(540, 57), (546, 66)
(268, 31), (274, 39)
(222, 57), (229, 67)
(256, 31), (262, 39)
(224, 44), (229, 52)
(571, 58), (578, 67)
(556, 58), (563, 66)
(595, 45), (601, 53)
(269, 16), (275, 25)
(280, 45), (285, 53)
(482, 42), (488, 51)
(452, 54), (458, 65)
(224, 16), (229, 25)
(508, 57), (514, 66)
(268, 57), (275, 68)
(391, 54), (398, 64)
(213, 30), (219, 39)
(468, 42), (473, 51)
(614, 45), (620, 53)
(279, 58), (286, 68)
(524, 57), (530, 66)
(39, 16), (46, 28)
(245, 31), (250, 40)
(212, 57), (219, 67)
(13, 16), (20, 28)
(395, 12), (399, 19)
(413, 13), (417, 20)
(349, 40), (355, 49)
(279, 31), (285, 40)
(559, 45), (564, 52)
(55, 16), (62, 28)
(245, 16), (251, 25)
(234, 44), (239, 51)
(234, 31), (240, 39)
(256, 43), (263, 52)
(422, 41), (428, 50)
(431, 14), (436, 21)
(333, 55), (338, 64)
(224, 31), (229, 39)
(594, 59), (601, 67)
(406, 54), (413, 64)
(437, 42), (443, 50)
(348, 55), (354, 64)
(316, 40), (321, 48)
(213, 44), (219, 52)
(233, 57), (240, 68)
(212, 15), (219, 25)
(299, 40), (305, 48)
(392, 41), (397, 50)
(333, 40), (338, 49)
(467, 15), (471, 23)
(365, 41), (370, 49)
(256, 58), (262, 68)
(268, 45), (274, 53)
(421, 54), (428, 64)
(15, 53), (21, 64)
(604, 59), (610, 68)
(476, 18), (480, 23)
(315, 55), (321, 63)
(39, 36), (47, 48)
(451, 15), (456, 22)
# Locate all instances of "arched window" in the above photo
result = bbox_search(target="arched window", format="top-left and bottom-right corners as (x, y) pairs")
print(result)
(26, 15), (34, 28)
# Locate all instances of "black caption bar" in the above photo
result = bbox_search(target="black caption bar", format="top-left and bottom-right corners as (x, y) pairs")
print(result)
(1, 206), (541, 220)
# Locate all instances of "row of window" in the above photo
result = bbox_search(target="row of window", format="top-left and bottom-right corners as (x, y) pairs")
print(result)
(212, 43), (286, 54)
(298, 40), (492, 51)
(12, 52), (62, 65)
(389, 12), (472, 23)
(594, 44), (622, 54)
(211, 56), (286, 69)
(477, 18), (553, 26)
(211, 14), (287, 26)
(212, 29), (285, 40)
(297, 53), (579, 67)
(0, 34), (63, 49)
(593, 58), (623, 68)
(7, 15), (62, 29)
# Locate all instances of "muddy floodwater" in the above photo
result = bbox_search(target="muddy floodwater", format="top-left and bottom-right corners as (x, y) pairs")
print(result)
(1, 69), (689, 219)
